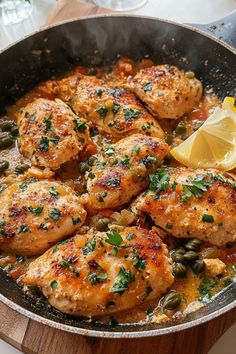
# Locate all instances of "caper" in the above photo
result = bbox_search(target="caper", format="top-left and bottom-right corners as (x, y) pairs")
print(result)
(162, 291), (182, 310)
(0, 135), (14, 149)
(184, 250), (199, 263)
(173, 247), (186, 255)
(88, 155), (97, 165)
(185, 71), (195, 79)
(0, 160), (9, 173)
(171, 252), (185, 263)
(165, 133), (173, 145)
(15, 163), (30, 174)
(0, 120), (15, 131)
(10, 126), (19, 136)
(191, 259), (205, 274)
(95, 218), (110, 231)
(185, 238), (202, 251)
(79, 162), (90, 174)
(173, 262), (187, 277)
(175, 122), (187, 136)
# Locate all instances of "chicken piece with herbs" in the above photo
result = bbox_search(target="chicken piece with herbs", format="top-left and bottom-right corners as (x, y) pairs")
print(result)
(56, 74), (164, 139)
(131, 167), (236, 246)
(127, 65), (202, 119)
(86, 134), (169, 210)
(0, 179), (86, 255)
(18, 98), (92, 170)
(23, 226), (174, 317)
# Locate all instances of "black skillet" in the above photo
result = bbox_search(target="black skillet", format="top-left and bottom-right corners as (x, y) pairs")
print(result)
(0, 11), (236, 338)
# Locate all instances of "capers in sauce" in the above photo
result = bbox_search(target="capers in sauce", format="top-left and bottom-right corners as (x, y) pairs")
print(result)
(15, 163), (30, 174)
(185, 71), (195, 79)
(0, 135), (14, 149)
(0, 160), (9, 173)
(173, 247), (186, 255)
(10, 126), (19, 136)
(192, 259), (205, 274)
(79, 162), (91, 174)
(184, 251), (199, 263)
(95, 218), (110, 231)
(165, 133), (173, 145)
(88, 155), (97, 166)
(0, 120), (15, 131)
(173, 262), (187, 278)
(185, 238), (202, 251)
(175, 122), (187, 136)
(162, 291), (182, 311)
(171, 252), (185, 263)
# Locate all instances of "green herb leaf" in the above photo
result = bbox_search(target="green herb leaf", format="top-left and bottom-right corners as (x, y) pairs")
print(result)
(202, 214), (214, 223)
(87, 271), (108, 285)
(103, 146), (115, 156)
(52, 245), (59, 254)
(142, 121), (154, 131)
(39, 136), (49, 152)
(198, 278), (217, 299)
(74, 119), (87, 132)
(50, 135), (60, 144)
(49, 208), (61, 221)
(112, 102), (121, 115)
(96, 105), (108, 119)
(16, 255), (25, 263)
(19, 177), (38, 191)
(120, 156), (130, 167)
(105, 231), (123, 246)
(130, 145), (140, 156)
(181, 175), (212, 202)
(107, 178), (120, 187)
(72, 217), (81, 225)
(88, 172), (95, 179)
(123, 108), (142, 121)
(49, 186), (59, 196)
(19, 224), (29, 233)
(146, 306), (154, 314)
(110, 267), (135, 294)
(95, 88), (103, 97)
(143, 82), (153, 92)
(50, 280), (58, 289)
(82, 238), (96, 255)
(28, 113), (37, 123)
(166, 223), (173, 230)
(24, 205), (43, 216)
(43, 112), (52, 132)
(149, 168), (170, 193)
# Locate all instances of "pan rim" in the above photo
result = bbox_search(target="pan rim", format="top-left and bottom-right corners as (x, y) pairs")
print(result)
(0, 14), (235, 338)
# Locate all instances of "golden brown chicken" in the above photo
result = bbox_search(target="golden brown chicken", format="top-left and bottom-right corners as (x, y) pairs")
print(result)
(18, 98), (92, 170)
(0, 179), (86, 255)
(131, 167), (236, 246)
(127, 65), (202, 119)
(23, 226), (174, 317)
(56, 74), (164, 138)
(86, 134), (169, 210)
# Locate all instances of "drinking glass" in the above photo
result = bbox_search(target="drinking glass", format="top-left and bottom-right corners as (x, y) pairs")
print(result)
(93, 0), (148, 11)
(0, 0), (33, 25)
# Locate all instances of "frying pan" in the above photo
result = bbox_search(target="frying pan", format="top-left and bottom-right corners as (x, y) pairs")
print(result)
(0, 11), (236, 338)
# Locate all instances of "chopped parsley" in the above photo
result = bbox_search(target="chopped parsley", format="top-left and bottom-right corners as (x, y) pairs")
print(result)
(96, 105), (108, 119)
(142, 154), (158, 168)
(98, 192), (107, 203)
(110, 267), (135, 294)
(123, 108), (142, 121)
(105, 231), (123, 246)
(72, 217), (81, 225)
(106, 88), (124, 97)
(95, 88), (103, 97)
(39, 136), (49, 152)
(127, 232), (135, 240)
(19, 178), (38, 191)
(43, 112), (52, 132)
(146, 306), (154, 315)
(142, 121), (154, 131)
(87, 271), (108, 285)
(49, 186), (59, 196)
(198, 278), (217, 300)
(19, 224), (29, 233)
(16, 256), (25, 263)
(89, 127), (99, 137)
(149, 168), (170, 193)
(181, 175), (212, 202)
(143, 82), (153, 92)
(50, 280), (58, 289)
(50, 136), (60, 144)
(166, 223), (173, 230)
(39, 223), (48, 231)
(52, 245), (59, 254)
(87, 172), (95, 179)
(103, 146), (115, 156)
(131, 253), (146, 270)
(74, 119), (87, 132)
(107, 178), (120, 187)
(130, 145), (140, 156)
(82, 238), (96, 255)
(28, 113), (36, 123)
(49, 208), (61, 221)
(202, 214), (214, 223)
(112, 102), (120, 115)
(120, 156), (130, 167)
(23, 205), (43, 216)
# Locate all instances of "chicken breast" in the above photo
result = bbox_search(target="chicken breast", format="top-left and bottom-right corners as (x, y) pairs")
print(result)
(0, 179), (86, 255)
(56, 74), (164, 138)
(23, 226), (174, 317)
(18, 98), (91, 170)
(86, 134), (169, 210)
(127, 65), (202, 119)
(131, 167), (236, 246)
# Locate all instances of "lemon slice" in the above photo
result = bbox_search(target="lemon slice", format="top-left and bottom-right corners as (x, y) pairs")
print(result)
(170, 97), (236, 171)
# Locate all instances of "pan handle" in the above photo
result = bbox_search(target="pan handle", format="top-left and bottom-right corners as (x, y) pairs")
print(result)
(187, 10), (236, 49)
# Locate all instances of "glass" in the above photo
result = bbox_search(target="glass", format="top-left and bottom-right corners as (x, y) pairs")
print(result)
(0, 0), (33, 25)
(93, 0), (148, 11)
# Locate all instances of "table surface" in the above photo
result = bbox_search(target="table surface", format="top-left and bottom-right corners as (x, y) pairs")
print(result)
(0, 0), (236, 353)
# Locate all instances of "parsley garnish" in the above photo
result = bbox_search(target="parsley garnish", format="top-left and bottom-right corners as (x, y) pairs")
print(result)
(19, 224), (28, 233)
(50, 136), (60, 144)
(142, 154), (158, 168)
(105, 231), (123, 246)
(39, 223), (48, 231)
(88, 172), (95, 179)
(112, 102), (120, 115)
(24, 205), (43, 216)
(166, 223), (173, 229)
(19, 178), (38, 191)
(103, 146), (115, 155)
(43, 112), (52, 132)
(96, 105), (108, 119)
(131, 252), (146, 270)
(202, 214), (214, 223)
(74, 119), (87, 132)
(49, 208), (61, 221)
(181, 175), (212, 202)
(198, 278), (217, 299)
(142, 121), (153, 131)
(82, 238), (96, 255)
(28, 113), (36, 123)
(123, 108), (142, 121)
(130, 145), (140, 156)
(39, 136), (49, 152)
(110, 267), (135, 294)
(95, 88), (103, 97)
(120, 156), (130, 167)
(87, 271), (108, 285)
(50, 280), (58, 289)
(49, 186), (59, 196)
(107, 178), (120, 187)
(16, 256), (24, 263)
(143, 82), (153, 92)
(72, 217), (81, 225)
(149, 168), (170, 193)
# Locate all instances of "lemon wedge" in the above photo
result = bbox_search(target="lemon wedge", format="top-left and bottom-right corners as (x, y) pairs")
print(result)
(170, 97), (236, 171)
